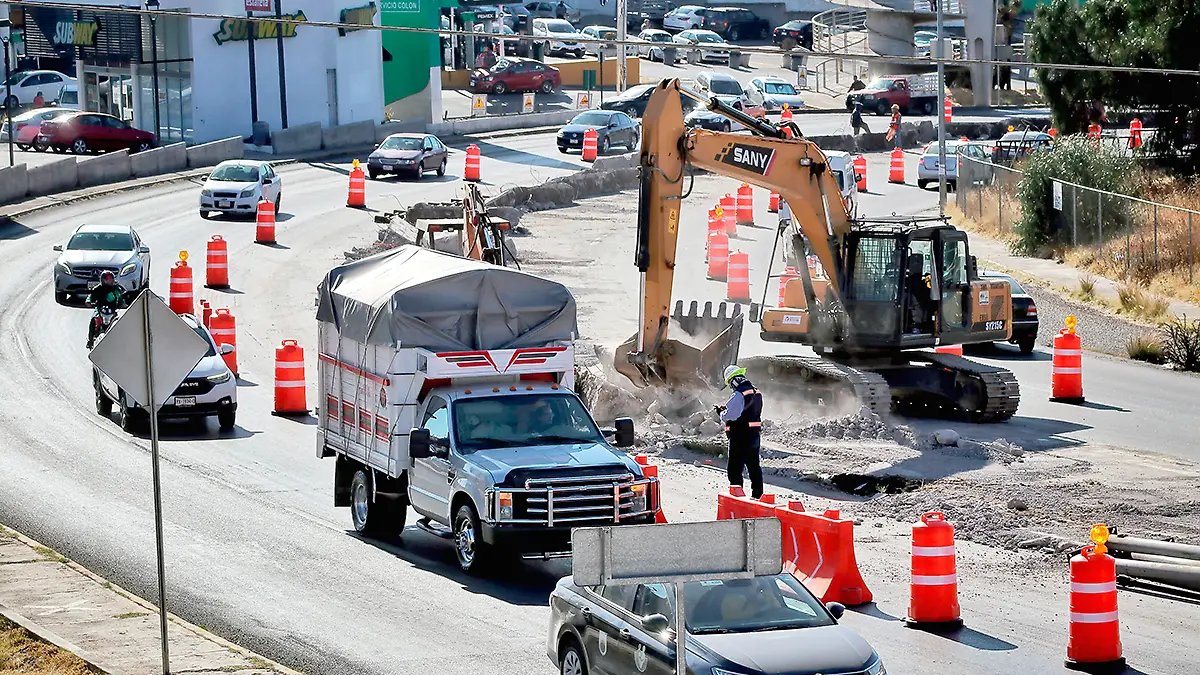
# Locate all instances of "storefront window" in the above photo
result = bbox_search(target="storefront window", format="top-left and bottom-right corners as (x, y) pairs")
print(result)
(139, 11), (193, 143)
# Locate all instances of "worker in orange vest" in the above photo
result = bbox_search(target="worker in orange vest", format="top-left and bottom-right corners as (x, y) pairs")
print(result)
(1129, 116), (1143, 150)
(887, 104), (902, 149)
(1087, 121), (1102, 149)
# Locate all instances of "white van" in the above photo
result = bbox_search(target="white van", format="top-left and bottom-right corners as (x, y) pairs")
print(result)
(824, 150), (859, 217)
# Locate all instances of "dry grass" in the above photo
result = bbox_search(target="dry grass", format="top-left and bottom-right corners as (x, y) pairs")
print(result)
(1078, 273), (1097, 300)
(1126, 334), (1166, 364)
(0, 617), (100, 675)
(1115, 281), (1170, 321)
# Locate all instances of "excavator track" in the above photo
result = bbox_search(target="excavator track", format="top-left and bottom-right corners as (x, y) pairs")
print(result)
(886, 352), (1021, 423)
(742, 354), (891, 416)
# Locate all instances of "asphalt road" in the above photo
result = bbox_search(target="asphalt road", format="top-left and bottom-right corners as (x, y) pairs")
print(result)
(0, 133), (1194, 675)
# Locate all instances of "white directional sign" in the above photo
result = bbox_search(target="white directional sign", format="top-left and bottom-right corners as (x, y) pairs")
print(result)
(89, 291), (209, 408)
(1052, 180), (1063, 211)
(521, 92), (535, 114)
(470, 93), (487, 117)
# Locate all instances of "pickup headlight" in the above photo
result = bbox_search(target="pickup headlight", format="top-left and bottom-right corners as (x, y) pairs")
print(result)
(58, 262), (72, 276)
(201, 188), (212, 197)
(239, 187), (257, 198)
(207, 371), (232, 384)
(120, 261), (138, 276)
(631, 482), (648, 513)
(497, 491), (514, 520)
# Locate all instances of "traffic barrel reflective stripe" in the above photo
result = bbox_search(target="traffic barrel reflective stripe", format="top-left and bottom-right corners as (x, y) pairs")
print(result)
(464, 144), (481, 182)
(735, 183), (754, 226)
(888, 147), (906, 184)
(347, 166), (366, 208)
(255, 199), (276, 245)
(273, 339), (308, 415)
(168, 260), (193, 315)
(719, 193), (736, 236)
(1051, 327), (1084, 402)
(726, 251), (751, 302)
(582, 128), (599, 162)
(853, 155), (867, 192)
(905, 511), (962, 629)
(210, 308), (238, 375)
(205, 235), (229, 288)
(1066, 545), (1125, 672)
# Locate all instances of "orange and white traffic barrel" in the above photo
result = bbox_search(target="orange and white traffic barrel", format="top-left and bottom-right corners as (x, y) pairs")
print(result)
(168, 254), (193, 315)
(464, 144), (481, 181)
(347, 159), (366, 208)
(735, 183), (754, 226)
(889, 147), (906, 184)
(905, 511), (962, 630)
(781, 104), (793, 123)
(199, 299), (212, 328)
(853, 154), (867, 192)
(1066, 525), (1125, 673)
(726, 251), (751, 302)
(205, 235), (229, 289)
(255, 199), (276, 245)
(943, 97), (953, 124)
(210, 308), (238, 375)
(273, 339), (308, 415)
(582, 128), (599, 162)
(1052, 316), (1084, 402)
(707, 230), (729, 280)
(778, 265), (798, 306)
(768, 191), (780, 213)
(719, 193), (736, 236)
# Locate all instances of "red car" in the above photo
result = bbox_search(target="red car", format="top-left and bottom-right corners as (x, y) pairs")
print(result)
(469, 57), (561, 95)
(38, 112), (157, 155)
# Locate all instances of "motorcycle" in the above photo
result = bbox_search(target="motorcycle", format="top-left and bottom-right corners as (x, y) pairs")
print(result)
(88, 306), (119, 348)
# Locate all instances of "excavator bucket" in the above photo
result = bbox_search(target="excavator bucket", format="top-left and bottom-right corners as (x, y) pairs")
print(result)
(614, 301), (744, 391)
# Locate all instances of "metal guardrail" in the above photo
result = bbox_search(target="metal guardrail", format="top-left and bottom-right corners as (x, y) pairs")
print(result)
(811, 8), (867, 93)
(956, 151), (1200, 283)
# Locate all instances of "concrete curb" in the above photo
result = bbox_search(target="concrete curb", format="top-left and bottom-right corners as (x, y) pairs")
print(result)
(0, 526), (304, 675)
(0, 600), (130, 675)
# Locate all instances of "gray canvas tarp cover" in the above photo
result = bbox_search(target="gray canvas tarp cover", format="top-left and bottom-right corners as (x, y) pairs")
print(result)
(317, 245), (578, 350)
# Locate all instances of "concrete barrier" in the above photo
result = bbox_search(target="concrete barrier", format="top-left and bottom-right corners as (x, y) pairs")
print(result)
(187, 137), (244, 168)
(26, 157), (78, 197)
(322, 120), (377, 151)
(427, 109), (578, 137)
(130, 142), (188, 178)
(0, 164), (29, 204)
(77, 150), (132, 189)
(271, 122), (322, 155)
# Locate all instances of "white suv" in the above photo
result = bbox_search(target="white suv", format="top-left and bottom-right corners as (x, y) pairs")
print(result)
(532, 18), (586, 58)
(3, 70), (76, 108)
(663, 5), (706, 30)
(94, 314), (238, 433)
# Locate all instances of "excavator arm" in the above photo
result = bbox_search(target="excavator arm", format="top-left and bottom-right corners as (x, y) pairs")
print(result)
(615, 78), (853, 389)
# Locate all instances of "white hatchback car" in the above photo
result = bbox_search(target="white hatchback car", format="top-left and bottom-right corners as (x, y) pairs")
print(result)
(663, 5), (706, 30)
(3, 70), (76, 108)
(199, 160), (283, 219)
(94, 313), (238, 433)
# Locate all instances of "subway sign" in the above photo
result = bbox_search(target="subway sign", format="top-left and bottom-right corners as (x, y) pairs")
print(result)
(213, 11), (308, 45)
(53, 19), (101, 47)
(339, 2), (377, 36)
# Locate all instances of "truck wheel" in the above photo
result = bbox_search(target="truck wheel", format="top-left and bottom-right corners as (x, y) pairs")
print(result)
(876, 100), (889, 116)
(118, 390), (144, 433)
(351, 469), (383, 537)
(922, 100), (935, 115)
(217, 409), (236, 431)
(453, 503), (489, 573)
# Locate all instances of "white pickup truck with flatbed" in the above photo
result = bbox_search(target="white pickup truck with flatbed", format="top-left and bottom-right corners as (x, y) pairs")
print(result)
(316, 246), (658, 573)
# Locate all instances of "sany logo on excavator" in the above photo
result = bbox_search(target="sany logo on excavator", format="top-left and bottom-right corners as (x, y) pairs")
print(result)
(715, 143), (776, 176)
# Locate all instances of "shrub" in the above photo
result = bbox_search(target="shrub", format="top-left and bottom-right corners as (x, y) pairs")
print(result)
(1014, 136), (1138, 255)
(1158, 315), (1200, 372)
(1126, 334), (1165, 364)
(1116, 281), (1169, 321)
(1079, 273), (1096, 300)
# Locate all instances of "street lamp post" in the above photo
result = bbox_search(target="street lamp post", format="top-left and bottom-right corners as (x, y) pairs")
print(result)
(2, 20), (13, 168)
(147, 0), (161, 142)
(936, 0), (947, 216)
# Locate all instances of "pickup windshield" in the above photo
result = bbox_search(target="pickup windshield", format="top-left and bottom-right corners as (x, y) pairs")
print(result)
(453, 394), (603, 452)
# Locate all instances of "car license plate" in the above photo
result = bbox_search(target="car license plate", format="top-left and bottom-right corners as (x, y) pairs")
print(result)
(174, 396), (196, 407)
(569, 139), (581, 146)
(87, 281), (100, 289)
(217, 200), (233, 208)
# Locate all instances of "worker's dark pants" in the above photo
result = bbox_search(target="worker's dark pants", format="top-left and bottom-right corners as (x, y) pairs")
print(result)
(726, 429), (764, 498)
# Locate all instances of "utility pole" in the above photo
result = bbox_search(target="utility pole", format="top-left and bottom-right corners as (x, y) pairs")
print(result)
(936, 0), (947, 217)
(3, 29), (12, 168)
(615, 0), (627, 92)
(274, 0), (288, 129)
(248, 10), (258, 123)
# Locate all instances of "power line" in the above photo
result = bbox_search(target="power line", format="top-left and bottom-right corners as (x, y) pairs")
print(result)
(9, 0), (1200, 78)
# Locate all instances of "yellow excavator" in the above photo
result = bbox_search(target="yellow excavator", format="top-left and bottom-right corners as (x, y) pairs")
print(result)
(613, 79), (1020, 422)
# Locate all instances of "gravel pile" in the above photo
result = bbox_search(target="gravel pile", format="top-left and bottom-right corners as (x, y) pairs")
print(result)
(344, 227), (411, 261)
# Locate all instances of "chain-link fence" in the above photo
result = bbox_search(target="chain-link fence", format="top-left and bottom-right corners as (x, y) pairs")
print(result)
(957, 154), (1200, 284)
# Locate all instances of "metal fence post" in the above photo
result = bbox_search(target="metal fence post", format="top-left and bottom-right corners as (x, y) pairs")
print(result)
(978, 179), (983, 220)
(1126, 225), (1131, 279)
(998, 174), (1004, 232)
(1072, 184), (1077, 246)
(1153, 203), (1159, 271)
(1190, 211), (1194, 286)
(1098, 192), (1103, 258)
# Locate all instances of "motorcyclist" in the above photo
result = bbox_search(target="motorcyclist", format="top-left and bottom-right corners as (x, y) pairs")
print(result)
(85, 271), (125, 349)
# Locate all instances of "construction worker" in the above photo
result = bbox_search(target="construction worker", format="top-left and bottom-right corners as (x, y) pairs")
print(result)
(1129, 116), (1143, 151)
(1087, 120), (1102, 149)
(850, 101), (869, 136)
(888, 104), (902, 149)
(715, 365), (764, 499)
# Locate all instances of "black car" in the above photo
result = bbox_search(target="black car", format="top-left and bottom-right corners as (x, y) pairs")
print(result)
(772, 19), (813, 49)
(982, 271), (1039, 354)
(547, 574), (886, 675)
(600, 84), (657, 117)
(557, 110), (640, 154)
(701, 7), (770, 41)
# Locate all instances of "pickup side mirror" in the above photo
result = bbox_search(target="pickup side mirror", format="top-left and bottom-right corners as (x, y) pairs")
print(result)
(641, 613), (670, 633)
(219, 343), (234, 355)
(409, 428), (433, 459)
(614, 417), (635, 448)
(826, 601), (846, 620)
(52, 245), (63, 251)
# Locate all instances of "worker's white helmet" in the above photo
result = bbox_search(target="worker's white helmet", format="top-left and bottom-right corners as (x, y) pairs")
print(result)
(723, 365), (746, 387)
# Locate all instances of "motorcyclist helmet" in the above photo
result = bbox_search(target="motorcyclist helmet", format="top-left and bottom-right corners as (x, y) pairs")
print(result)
(100, 271), (116, 285)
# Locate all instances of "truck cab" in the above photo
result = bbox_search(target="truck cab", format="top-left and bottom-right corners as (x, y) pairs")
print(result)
(404, 383), (651, 571)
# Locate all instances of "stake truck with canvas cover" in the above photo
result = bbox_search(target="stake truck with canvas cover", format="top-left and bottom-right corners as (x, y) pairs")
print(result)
(316, 246), (657, 573)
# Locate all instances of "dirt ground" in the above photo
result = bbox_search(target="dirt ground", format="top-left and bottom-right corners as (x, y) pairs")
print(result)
(0, 617), (99, 675)
(515, 177), (1200, 554)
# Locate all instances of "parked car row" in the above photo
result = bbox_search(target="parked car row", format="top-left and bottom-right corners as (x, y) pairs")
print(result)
(662, 5), (769, 40)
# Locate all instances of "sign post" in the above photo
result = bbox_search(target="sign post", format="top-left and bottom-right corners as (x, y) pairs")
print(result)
(572, 519), (783, 675)
(89, 290), (210, 675)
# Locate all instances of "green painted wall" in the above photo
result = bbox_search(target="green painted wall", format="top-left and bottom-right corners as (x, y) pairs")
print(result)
(381, 0), (439, 104)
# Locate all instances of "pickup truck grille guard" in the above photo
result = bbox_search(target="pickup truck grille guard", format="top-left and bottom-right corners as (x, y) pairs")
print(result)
(485, 473), (659, 526)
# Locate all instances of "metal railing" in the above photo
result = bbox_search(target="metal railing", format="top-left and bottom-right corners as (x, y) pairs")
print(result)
(811, 8), (867, 92)
(957, 153), (1200, 284)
